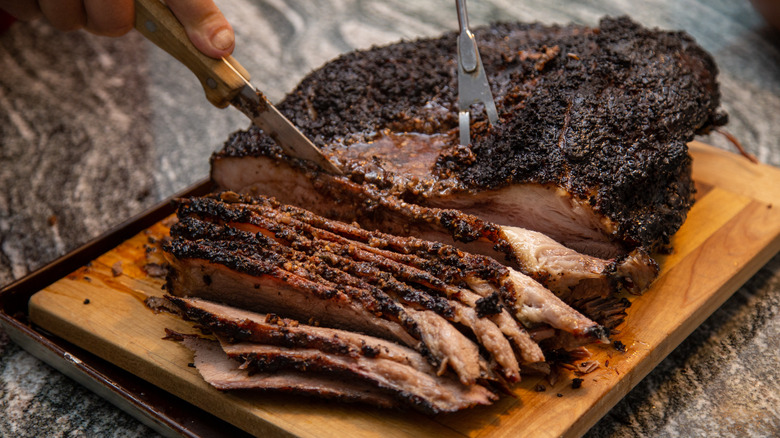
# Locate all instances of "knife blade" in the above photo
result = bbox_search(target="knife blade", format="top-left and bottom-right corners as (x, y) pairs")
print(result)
(133, 0), (342, 175)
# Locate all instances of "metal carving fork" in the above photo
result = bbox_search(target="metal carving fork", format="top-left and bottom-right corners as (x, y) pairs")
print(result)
(456, 0), (498, 146)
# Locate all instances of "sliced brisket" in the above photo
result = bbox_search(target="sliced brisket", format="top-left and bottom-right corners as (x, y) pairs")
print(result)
(160, 304), (496, 413)
(162, 192), (611, 384)
(220, 341), (496, 414)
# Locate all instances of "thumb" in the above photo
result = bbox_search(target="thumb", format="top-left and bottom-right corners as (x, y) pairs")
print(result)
(165, 0), (234, 58)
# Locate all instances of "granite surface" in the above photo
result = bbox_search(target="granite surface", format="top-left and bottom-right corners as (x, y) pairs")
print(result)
(1, 0), (779, 436)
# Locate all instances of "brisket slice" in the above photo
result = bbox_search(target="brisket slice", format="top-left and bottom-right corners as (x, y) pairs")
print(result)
(173, 334), (402, 409)
(156, 301), (497, 414)
(212, 16), (724, 258)
(150, 296), (434, 372)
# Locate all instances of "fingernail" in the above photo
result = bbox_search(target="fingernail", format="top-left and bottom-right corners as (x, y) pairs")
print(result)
(212, 28), (234, 52)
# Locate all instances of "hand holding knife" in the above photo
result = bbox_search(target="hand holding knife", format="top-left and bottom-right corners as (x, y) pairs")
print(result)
(133, 0), (342, 175)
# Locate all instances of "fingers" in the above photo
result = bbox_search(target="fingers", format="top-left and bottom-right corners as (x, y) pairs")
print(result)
(0, 0), (43, 22)
(37, 0), (86, 32)
(166, 0), (235, 58)
(83, 0), (134, 37)
(4, 0), (133, 37)
(0, 0), (233, 58)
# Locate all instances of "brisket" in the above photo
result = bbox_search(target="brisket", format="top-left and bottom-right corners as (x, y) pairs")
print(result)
(212, 16), (724, 259)
(149, 15), (728, 414)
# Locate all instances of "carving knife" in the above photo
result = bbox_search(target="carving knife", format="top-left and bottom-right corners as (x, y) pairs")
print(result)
(134, 0), (342, 175)
(456, 0), (498, 146)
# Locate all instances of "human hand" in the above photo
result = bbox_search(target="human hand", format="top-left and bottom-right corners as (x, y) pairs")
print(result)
(0, 0), (234, 58)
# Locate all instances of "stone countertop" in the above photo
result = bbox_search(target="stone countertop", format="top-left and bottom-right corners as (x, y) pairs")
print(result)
(1, 0), (778, 436)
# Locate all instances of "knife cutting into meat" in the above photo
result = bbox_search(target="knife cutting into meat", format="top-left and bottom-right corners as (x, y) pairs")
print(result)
(456, 0), (498, 146)
(133, 0), (342, 175)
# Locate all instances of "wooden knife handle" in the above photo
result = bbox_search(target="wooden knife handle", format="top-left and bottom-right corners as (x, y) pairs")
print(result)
(134, 0), (250, 108)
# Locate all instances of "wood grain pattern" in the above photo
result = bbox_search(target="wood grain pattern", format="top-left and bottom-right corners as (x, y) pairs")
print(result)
(28, 143), (780, 438)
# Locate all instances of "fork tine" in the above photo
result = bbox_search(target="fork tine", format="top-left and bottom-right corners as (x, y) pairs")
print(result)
(456, 0), (498, 145)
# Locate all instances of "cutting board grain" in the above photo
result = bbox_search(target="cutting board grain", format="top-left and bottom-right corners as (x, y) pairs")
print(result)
(28, 142), (780, 438)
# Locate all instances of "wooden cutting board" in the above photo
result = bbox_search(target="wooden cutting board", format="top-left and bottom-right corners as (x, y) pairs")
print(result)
(28, 142), (780, 438)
